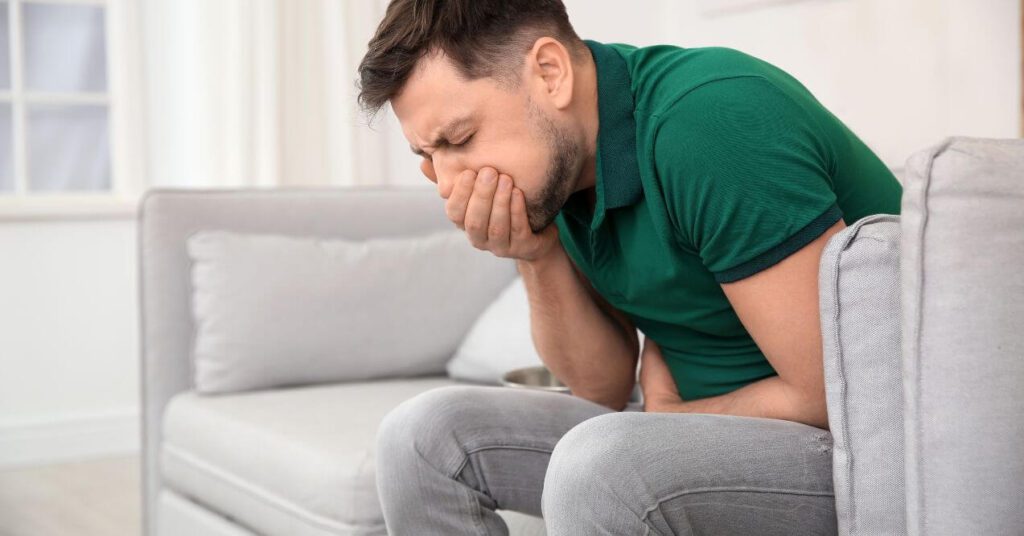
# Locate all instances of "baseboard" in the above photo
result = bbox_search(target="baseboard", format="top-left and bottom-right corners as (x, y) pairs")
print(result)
(0, 409), (140, 469)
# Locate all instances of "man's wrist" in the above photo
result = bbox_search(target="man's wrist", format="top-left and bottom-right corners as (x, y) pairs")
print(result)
(516, 241), (565, 274)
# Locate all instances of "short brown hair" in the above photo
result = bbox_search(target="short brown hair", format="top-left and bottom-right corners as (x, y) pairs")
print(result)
(357, 0), (584, 117)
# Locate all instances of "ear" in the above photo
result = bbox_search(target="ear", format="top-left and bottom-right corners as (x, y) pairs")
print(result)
(527, 37), (575, 110)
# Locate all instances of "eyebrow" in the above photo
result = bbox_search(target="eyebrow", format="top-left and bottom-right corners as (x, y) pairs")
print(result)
(410, 116), (474, 157)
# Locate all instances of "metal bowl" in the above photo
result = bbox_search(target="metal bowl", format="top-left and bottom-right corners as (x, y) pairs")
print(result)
(500, 365), (571, 393)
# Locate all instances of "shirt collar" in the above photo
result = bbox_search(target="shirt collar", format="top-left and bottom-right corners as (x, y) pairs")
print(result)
(564, 39), (644, 231)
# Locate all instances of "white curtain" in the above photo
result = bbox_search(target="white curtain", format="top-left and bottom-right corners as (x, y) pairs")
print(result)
(141, 0), (401, 189)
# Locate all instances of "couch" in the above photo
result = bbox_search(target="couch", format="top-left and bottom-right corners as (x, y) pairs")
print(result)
(139, 137), (1023, 535)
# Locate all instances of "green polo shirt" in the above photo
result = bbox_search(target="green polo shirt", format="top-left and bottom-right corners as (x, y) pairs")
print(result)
(554, 40), (903, 401)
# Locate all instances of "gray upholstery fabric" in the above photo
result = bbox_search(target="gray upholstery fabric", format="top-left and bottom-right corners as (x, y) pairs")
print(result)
(162, 376), (462, 536)
(819, 213), (904, 536)
(138, 187), (518, 535)
(158, 490), (258, 536)
(901, 137), (1024, 535)
(159, 374), (548, 536)
(186, 229), (514, 393)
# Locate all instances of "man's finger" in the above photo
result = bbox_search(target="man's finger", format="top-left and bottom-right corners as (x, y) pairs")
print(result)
(445, 170), (476, 229)
(488, 174), (513, 253)
(464, 167), (499, 247)
(510, 187), (531, 240)
(439, 168), (468, 200)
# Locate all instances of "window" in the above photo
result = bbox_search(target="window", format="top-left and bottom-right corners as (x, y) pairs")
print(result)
(0, 0), (141, 219)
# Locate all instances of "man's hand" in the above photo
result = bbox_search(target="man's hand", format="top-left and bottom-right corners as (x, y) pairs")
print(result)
(439, 166), (559, 262)
(637, 336), (685, 413)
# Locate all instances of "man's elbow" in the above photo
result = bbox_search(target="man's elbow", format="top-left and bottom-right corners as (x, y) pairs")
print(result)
(807, 405), (830, 431)
(570, 384), (633, 412)
(800, 389), (830, 430)
(780, 380), (830, 430)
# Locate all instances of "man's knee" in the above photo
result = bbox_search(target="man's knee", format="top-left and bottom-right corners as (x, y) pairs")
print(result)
(376, 385), (500, 477)
(542, 413), (643, 519)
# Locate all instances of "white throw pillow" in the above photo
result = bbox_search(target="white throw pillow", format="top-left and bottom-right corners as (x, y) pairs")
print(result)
(186, 228), (516, 394)
(445, 276), (544, 384)
(446, 276), (647, 385)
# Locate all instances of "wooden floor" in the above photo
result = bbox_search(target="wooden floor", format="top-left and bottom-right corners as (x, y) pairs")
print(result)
(0, 455), (140, 536)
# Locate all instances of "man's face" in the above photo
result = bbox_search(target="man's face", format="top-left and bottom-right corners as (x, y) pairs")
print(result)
(391, 51), (583, 233)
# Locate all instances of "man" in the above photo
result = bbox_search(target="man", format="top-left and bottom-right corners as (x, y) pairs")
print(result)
(357, 0), (902, 534)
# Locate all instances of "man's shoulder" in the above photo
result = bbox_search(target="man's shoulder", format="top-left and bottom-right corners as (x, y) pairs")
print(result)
(610, 42), (783, 115)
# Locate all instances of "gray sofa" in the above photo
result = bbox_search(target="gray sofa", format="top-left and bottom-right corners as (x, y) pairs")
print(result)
(139, 137), (1023, 535)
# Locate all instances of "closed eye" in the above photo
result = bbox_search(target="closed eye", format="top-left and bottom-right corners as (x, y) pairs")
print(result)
(451, 133), (474, 148)
(417, 133), (474, 161)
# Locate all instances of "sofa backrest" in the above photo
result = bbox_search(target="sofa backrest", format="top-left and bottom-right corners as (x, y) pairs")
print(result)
(137, 186), (515, 534)
(901, 137), (1024, 535)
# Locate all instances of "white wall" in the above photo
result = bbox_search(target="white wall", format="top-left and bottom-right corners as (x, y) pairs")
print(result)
(381, 0), (1021, 183)
(0, 0), (1019, 468)
(655, 0), (1022, 169)
(339, 0), (1024, 186)
(0, 218), (139, 466)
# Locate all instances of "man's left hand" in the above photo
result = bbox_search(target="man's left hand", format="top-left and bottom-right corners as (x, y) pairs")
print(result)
(637, 337), (685, 412)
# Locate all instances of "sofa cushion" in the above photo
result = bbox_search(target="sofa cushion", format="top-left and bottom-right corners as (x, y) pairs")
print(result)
(446, 275), (648, 386)
(186, 228), (517, 393)
(901, 137), (1024, 534)
(445, 276), (545, 384)
(162, 377), (458, 536)
(818, 213), (903, 535)
(161, 376), (548, 536)
(157, 489), (258, 536)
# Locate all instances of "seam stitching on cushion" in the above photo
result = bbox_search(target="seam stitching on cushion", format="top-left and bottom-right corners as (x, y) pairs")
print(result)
(824, 214), (892, 534)
(820, 213), (899, 534)
(824, 220), (854, 533)
(162, 443), (378, 533)
(909, 138), (951, 535)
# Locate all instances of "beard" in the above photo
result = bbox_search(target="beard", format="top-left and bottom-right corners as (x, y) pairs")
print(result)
(524, 98), (583, 234)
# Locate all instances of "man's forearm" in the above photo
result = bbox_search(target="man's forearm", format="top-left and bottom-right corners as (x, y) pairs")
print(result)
(517, 247), (637, 411)
(663, 375), (829, 430)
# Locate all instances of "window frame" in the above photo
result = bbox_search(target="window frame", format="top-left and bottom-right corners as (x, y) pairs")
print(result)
(0, 0), (144, 221)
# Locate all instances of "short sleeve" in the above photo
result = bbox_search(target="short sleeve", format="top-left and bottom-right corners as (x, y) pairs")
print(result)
(654, 76), (843, 283)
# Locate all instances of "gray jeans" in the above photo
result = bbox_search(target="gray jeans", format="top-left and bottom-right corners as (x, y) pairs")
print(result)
(375, 384), (837, 535)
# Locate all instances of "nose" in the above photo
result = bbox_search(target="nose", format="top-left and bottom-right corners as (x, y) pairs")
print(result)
(428, 153), (465, 200)
(420, 158), (438, 184)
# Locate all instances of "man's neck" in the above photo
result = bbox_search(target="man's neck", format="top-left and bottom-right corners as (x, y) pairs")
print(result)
(572, 48), (601, 198)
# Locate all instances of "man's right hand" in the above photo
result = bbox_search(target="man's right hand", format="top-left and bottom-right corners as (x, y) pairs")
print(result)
(438, 166), (560, 262)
